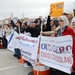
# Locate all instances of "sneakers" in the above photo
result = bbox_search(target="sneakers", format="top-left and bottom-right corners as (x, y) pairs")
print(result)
(17, 56), (20, 59)
(13, 54), (20, 59)
(13, 54), (17, 57)
(24, 63), (31, 67)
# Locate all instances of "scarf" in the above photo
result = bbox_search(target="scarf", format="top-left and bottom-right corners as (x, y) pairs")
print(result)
(57, 26), (67, 37)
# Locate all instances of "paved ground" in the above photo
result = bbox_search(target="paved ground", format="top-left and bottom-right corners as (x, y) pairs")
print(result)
(0, 49), (32, 75)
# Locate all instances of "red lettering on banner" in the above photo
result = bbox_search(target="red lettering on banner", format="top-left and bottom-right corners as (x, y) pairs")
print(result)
(52, 54), (64, 63)
(41, 51), (51, 59)
(52, 54), (72, 64)
(19, 36), (37, 43)
(64, 57), (72, 64)
(41, 52), (72, 64)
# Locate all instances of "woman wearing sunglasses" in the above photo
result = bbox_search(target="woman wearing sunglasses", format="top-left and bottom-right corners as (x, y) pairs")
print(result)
(41, 15), (75, 75)
(57, 15), (75, 75)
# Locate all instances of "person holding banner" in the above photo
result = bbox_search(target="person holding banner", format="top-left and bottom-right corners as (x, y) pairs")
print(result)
(13, 20), (23, 59)
(26, 19), (41, 37)
(71, 17), (75, 74)
(24, 19), (41, 67)
(55, 15), (75, 75)
(41, 15), (75, 75)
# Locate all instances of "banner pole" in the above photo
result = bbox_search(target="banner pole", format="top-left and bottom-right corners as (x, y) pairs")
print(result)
(37, 55), (40, 75)
(18, 26), (24, 64)
(37, 40), (40, 75)
(36, 21), (43, 75)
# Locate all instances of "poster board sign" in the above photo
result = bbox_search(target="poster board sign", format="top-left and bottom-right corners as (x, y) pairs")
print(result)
(50, 2), (64, 17)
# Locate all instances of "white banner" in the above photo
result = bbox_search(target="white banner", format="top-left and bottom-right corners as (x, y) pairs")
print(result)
(40, 35), (73, 74)
(7, 31), (19, 52)
(19, 34), (39, 66)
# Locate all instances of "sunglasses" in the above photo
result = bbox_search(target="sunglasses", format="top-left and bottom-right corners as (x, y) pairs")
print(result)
(58, 20), (63, 22)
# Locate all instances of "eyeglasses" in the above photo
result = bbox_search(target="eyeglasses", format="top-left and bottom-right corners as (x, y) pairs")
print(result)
(58, 20), (63, 22)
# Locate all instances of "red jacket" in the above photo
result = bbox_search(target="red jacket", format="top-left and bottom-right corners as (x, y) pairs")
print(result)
(61, 26), (75, 69)
(72, 33), (75, 69)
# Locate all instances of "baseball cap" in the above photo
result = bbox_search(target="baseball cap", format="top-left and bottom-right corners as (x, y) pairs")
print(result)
(34, 19), (38, 23)
(63, 11), (72, 15)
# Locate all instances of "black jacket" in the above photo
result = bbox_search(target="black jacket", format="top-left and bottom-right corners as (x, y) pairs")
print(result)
(26, 25), (41, 37)
(43, 16), (51, 31)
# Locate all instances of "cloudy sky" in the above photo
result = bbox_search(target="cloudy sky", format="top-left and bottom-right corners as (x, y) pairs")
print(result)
(0, 0), (75, 20)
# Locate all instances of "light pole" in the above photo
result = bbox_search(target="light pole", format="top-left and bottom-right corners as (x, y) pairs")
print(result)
(22, 12), (24, 21)
(11, 13), (13, 19)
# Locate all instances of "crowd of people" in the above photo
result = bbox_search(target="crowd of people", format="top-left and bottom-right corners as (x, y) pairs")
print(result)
(0, 11), (75, 75)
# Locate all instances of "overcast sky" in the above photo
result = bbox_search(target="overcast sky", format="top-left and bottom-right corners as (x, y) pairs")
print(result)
(0, 0), (75, 20)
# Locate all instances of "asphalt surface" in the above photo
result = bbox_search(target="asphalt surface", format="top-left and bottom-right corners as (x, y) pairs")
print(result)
(0, 49), (32, 75)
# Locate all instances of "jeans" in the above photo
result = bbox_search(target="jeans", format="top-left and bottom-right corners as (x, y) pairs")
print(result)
(14, 48), (21, 58)
(2, 36), (7, 48)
